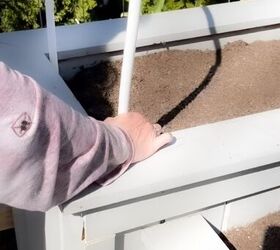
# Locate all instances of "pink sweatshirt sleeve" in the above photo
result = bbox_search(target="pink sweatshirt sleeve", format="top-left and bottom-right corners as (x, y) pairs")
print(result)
(0, 62), (134, 211)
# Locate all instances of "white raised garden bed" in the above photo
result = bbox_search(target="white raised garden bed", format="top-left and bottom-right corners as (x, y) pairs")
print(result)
(1, 0), (280, 250)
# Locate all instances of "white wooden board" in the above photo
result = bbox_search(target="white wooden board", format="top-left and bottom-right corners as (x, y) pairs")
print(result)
(64, 108), (280, 214)
(223, 187), (280, 230)
(0, 205), (13, 231)
(123, 215), (229, 250)
(83, 167), (280, 242)
(0, 45), (84, 113)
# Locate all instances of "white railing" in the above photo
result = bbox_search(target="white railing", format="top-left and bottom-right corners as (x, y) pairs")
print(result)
(118, 0), (141, 114)
(45, 0), (59, 72)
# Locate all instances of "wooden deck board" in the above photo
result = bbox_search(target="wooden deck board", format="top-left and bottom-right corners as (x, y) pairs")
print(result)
(0, 205), (14, 231)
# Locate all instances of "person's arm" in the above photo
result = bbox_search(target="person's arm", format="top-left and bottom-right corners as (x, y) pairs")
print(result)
(0, 62), (172, 211)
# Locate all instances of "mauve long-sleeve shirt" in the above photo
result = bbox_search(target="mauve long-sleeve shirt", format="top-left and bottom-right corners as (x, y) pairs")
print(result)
(0, 62), (134, 212)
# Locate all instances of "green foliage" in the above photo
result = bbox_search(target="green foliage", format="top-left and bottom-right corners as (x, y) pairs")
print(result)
(54, 0), (97, 25)
(184, 0), (219, 8)
(0, 0), (228, 32)
(142, 0), (165, 14)
(0, 0), (98, 32)
(0, 0), (43, 32)
(141, 0), (220, 14)
(162, 0), (185, 11)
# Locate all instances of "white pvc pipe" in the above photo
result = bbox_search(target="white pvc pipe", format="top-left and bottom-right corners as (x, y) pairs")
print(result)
(118, 0), (142, 114)
(45, 0), (59, 73)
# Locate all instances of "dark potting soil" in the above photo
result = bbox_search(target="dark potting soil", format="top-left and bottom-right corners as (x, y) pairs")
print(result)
(66, 40), (280, 249)
(67, 40), (280, 132)
(225, 211), (280, 250)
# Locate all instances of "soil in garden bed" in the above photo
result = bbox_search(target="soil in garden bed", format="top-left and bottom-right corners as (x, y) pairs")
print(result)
(224, 211), (280, 250)
(67, 40), (280, 132)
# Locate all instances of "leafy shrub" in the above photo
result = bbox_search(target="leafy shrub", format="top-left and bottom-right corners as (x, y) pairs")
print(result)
(0, 0), (98, 32)
(0, 0), (230, 32)
(54, 0), (97, 25)
(141, 0), (227, 14)
(0, 0), (43, 32)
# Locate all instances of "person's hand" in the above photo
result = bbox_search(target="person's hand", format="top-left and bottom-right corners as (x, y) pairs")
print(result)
(105, 112), (173, 163)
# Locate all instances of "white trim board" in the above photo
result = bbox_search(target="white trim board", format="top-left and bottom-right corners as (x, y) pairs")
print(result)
(0, 0), (280, 61)
(0, 45), (84, 113)
(82, 169), (280, 242)
(63, 108), (280, 214)
(121, 215), (229, 250)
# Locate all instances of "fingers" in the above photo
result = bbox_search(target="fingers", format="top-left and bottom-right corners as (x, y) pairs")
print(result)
(153, 123), (162, 136)
(105, 113), (173, 162)
(153, 132), (173, 152)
